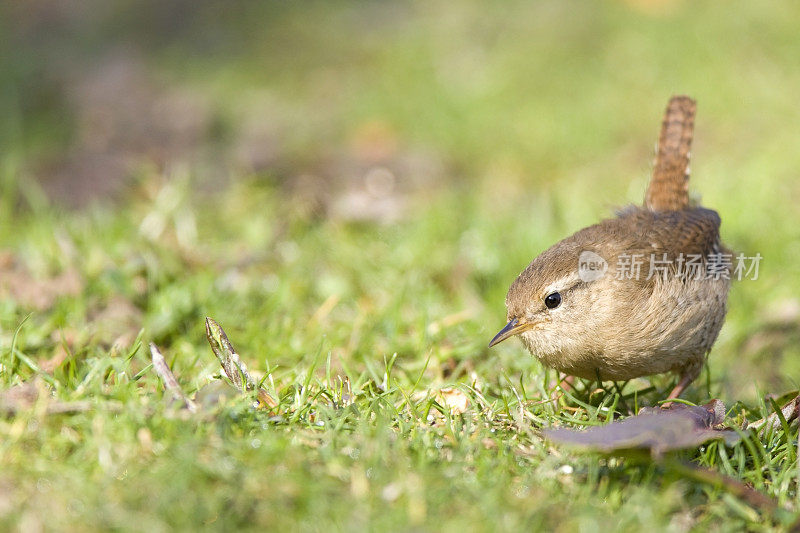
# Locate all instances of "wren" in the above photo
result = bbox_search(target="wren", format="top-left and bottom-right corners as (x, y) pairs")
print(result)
(489, 96), (730, 399)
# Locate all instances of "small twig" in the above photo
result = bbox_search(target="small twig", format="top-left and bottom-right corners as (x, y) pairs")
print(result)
(666, 459), (779, 514)
(747, 395), (799, 433)
(0, 400), (123, 416)
(150, 343), (197, 413)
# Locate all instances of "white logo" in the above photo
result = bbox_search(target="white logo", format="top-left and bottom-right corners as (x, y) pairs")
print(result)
(578, 251), (607, 282)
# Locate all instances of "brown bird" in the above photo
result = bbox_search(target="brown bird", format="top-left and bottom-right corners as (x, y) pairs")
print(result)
(489, 96), (730, 399)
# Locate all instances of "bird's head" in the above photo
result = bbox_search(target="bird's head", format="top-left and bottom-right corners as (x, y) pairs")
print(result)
(489, 238), (621, 371)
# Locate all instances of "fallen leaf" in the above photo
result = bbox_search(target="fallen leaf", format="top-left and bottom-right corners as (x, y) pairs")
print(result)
(544, 400), (740, 458)
(639, 398), (727, 428)
(439, 387), (469, 415)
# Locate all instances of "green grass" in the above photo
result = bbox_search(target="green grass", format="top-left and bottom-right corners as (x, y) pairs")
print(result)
(1, 175), (797, 530)
(1, 1), (799, 530)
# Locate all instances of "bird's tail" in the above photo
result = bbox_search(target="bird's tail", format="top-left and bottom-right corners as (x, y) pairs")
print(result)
(644, 95), (696, 211)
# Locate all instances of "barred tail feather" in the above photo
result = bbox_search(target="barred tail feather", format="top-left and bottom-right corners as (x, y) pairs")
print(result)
(645, 95), (696, 212)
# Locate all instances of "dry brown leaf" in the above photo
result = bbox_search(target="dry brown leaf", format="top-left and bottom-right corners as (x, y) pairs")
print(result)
(544, 400), (739, 459)
(439, 387), (469, 415)
(639, 398), (728, 428)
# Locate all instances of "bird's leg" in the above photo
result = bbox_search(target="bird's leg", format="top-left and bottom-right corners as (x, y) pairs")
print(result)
(559, 374), (576, 392)
(666, 374), (693, 400)
(545, 374), (573, 404)
(666, 363), (702, 401)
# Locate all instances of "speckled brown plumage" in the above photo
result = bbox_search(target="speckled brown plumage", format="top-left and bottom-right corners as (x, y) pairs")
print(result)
(646, 96), (695, 212)
(492, 96), (730, 399)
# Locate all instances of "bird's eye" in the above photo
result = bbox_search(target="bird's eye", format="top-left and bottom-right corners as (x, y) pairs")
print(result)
(544, 292), (561, 309)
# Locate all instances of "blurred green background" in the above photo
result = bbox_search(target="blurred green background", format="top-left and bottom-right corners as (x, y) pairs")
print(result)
(2, 0), (799, 395)
(1, 0), (800, 529)
(9, 0), (797, 392)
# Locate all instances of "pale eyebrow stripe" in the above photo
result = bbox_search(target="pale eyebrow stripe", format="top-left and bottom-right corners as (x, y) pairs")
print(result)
(542, 274), (581, 296)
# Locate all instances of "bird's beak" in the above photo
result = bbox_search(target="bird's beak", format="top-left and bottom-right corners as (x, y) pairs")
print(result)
(488, 318), (534, 348)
